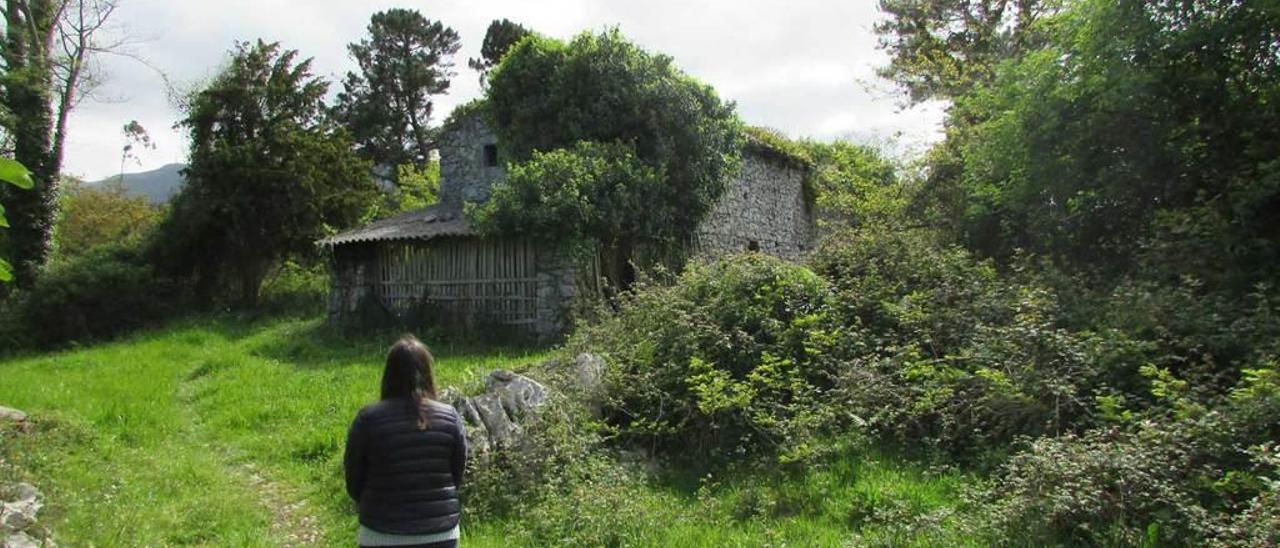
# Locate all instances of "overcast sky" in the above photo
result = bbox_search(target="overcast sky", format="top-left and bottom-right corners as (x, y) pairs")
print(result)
(63, 0), (946, 181)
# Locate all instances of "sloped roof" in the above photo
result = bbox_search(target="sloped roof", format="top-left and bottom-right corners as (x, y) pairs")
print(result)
(320, 203), (474, 246)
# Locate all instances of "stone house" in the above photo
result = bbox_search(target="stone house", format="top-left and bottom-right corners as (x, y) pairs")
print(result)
(321, 111), (814, 337)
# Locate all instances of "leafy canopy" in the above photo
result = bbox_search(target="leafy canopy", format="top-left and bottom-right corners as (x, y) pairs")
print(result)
(473, 29), (742, 273)
(471, 141), (664, 253)
(334, 9), (460, 173)
(53, 177), (162, 261)
(908, 0), (1280, 289)
(467, 18), (532, 86)
(875, 0), (1056, 103)
(161, 40), (377, 306)
(803, 140), (902, 227)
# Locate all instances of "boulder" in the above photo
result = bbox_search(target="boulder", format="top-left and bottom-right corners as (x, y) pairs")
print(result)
(461, 419), (492, 461)
(0, 408), (26, 423)
(470, 393), (520, 449)
(0, 483), (42, 544)
(485, 370), (548, 421)
(0, 408), (28, 434)
(441, 370), (553, 455)
(3, 531), (39, 548)
(439, 389), (491, 461)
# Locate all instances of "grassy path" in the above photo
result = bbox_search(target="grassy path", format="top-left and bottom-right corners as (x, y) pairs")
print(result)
(0, 322), (275, 544)
(0, 316), (549, 546)
(1, 315), (979, 546)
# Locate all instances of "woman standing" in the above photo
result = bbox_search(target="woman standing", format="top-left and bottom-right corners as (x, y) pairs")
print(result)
(345, 336), (468, 548)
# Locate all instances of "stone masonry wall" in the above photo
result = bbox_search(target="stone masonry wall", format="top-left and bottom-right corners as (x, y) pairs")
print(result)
(422, 113), (813, 337)
(437, 113), (815, 261)
(695, 153), (813, 259)
(439, 113), (504, 206)
(533, 249), (580, 339)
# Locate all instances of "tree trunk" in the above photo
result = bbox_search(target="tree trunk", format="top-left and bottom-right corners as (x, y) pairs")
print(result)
(239, 259), (267, 309)
(601, 239), (637, 296)
(3, 0), (66, 288)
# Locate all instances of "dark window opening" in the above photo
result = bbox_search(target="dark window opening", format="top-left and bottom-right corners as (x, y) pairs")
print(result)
(483, 144), (499, 167)
(747, 240), (760, 252)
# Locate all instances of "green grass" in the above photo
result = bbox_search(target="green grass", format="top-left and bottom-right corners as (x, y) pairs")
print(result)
(0, 315), (978, 546)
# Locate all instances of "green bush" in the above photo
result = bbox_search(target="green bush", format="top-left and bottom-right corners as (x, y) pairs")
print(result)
(975, 359), (1280, 547)
(0, 242), (182, 349)
(571, 253), (842, 464)
(809, 228), (1139, 460)
(257, 260), (328, 315)
(462, 390), (604, 519)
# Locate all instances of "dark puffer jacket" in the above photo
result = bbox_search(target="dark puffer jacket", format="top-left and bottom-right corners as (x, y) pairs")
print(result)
(344, 398), (467, 534)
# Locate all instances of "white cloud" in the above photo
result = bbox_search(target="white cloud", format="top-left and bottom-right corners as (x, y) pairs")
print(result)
(60, 0), (945, 181)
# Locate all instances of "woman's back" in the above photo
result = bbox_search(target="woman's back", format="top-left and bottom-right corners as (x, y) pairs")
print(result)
(346, 391), (467, 536)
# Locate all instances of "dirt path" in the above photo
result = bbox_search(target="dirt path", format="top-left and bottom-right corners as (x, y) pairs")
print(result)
(240, 462), (324, 546)
(174, 381), (326, 546)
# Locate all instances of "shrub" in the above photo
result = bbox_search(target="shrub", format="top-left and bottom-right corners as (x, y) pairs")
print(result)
(975, 359), (1280, 546)
(571, 253), (842, 463)
(53, 178), (164, 261)
(257, 260), (328, 315)
(0, 242), (182, 349)
(810, 228), (1139, 460)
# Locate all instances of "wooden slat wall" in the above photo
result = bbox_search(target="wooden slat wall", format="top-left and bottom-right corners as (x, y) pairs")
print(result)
(376, 238), (538, 325)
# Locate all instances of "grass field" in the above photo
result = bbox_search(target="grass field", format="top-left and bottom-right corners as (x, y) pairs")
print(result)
(0, 315), (977, 546)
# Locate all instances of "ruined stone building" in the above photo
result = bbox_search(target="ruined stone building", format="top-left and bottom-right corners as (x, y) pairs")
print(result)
(322, 110), (814, 337)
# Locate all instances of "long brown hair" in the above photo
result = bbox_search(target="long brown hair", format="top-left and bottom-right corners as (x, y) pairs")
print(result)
(380, 334), (437, 430)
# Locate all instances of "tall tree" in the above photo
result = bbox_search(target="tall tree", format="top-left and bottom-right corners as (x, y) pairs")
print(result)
(334, 8), (459, 176)
(875, 0), (1055, 103)
(118, 119), (153, 182)
(1, 0), (126, 287)
(473, 30), (742, 288)
(2, 0), (61, 288)
(913, 0), (1280, 288)
(163, 40), (377, 306)
(466, 18), (530, 86)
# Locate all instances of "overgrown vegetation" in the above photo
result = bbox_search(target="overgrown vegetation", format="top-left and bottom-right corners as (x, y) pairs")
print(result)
(572, 255), (839, 464)
(3, 0), (1279, 545)
(52, 177), (163, 261)
(499, 2), (1280, 545)
(473, 29), (742, 288)
(157, 40), (377, 308)
(0, 317), (974, 546)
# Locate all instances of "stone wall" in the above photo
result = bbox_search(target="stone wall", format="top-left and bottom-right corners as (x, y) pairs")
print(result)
(438, 113), (505, 206)
(437, 113), (814, 261)
(695, 153), (814, 259)
(533, 249), (586, 339)
(350, 112), (814, 337)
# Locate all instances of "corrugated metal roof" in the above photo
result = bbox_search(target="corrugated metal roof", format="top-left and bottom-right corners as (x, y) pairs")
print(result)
(319, 203), (475, 246)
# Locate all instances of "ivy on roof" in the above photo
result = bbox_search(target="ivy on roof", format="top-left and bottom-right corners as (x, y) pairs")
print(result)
(441, 99), (491, 131)
(743, 126), (814, 170)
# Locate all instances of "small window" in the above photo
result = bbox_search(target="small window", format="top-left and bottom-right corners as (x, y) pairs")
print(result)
(483, 144), (499, 167)
(747, 240), (760, 252)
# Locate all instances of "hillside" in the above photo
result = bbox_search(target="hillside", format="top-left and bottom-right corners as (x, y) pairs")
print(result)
(91, 163), (186, 204)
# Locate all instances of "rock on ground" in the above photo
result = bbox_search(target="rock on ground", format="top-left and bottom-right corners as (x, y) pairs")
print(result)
(0, 408), (28, 434)
(442, 370), (551, 457)
(440, 354), (608, 458)
(1, 482), (52, 547)
(3, 531), (39, 548)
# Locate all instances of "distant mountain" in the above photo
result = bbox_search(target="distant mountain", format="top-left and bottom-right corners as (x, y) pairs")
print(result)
(91, 163), (186, 205)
